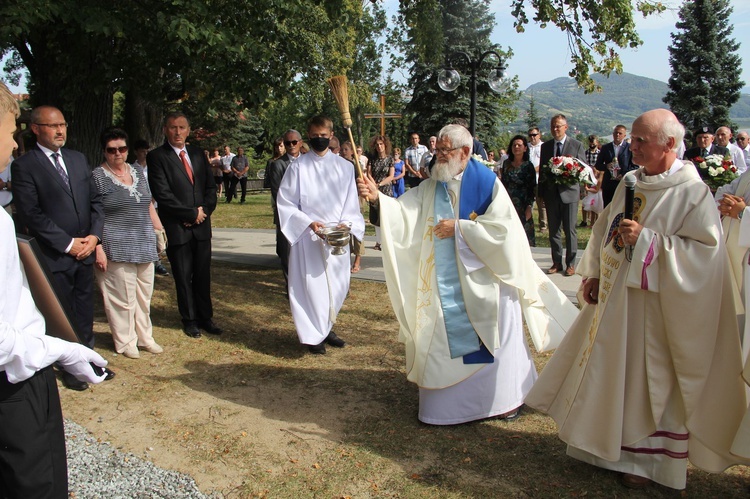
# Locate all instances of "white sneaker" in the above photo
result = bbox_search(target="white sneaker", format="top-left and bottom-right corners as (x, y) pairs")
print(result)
(140, 343), (163, 354)
(121, 345), (140, 359)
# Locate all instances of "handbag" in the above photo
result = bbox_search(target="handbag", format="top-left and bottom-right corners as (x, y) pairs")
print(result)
(154, 228), (168, 254)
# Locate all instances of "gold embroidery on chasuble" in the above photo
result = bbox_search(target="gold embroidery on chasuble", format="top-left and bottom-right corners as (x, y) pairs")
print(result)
(579, 194), (646, 367)
(416, 216), (436, 330)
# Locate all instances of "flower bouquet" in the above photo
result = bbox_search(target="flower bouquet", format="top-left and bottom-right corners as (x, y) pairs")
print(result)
(472, 154), (495, 169)
(542, 156), (596, 186)
(692, 154), (738, 191)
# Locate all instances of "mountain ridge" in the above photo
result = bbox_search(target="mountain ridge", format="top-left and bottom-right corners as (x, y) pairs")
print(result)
(511, 72), (750, 136)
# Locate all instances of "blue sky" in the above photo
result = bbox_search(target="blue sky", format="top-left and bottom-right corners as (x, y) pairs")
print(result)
(385, 0), (750, 91)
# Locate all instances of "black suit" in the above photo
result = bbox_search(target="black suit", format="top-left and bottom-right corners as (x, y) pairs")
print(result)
(684, 144), (729, 161)
(594, 141), (636, 207)
(12, 146), (103, 347)
(267, 153), (295, 281)
(147, 143), (217, 326)
(539, 137), (587, 269)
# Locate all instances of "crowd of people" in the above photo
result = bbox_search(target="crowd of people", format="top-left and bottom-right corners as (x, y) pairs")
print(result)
(4, 74), (750, 495)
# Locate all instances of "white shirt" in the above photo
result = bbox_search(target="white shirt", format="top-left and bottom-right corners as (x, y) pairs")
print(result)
(0, 209), (54, 382)
(37, 143), (69, 175)
(0, 159), (11, 207)
(170, 144), (193, 172)
(727, 143), (748, 174)
(220, 153), (235, 172)
(528, 142), (542, 168)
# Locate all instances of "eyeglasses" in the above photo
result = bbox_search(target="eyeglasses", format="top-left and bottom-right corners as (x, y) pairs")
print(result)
(105, 146), (128, 155)
(436, 146), (459, 156)
(284, 140), (299, 147)
(528, 133), (539, 137)
(35, 122), (68, 130)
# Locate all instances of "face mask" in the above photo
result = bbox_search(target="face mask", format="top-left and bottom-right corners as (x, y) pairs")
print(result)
(309, 137), (330, 153)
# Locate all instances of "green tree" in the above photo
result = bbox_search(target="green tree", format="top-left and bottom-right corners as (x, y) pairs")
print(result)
(256, 1), (387, 150)
(0, 0), (368, 163)
(525, 94), (542, 130)
(397, 0), (519, 144)
(398, 0), (666, 94)
(663, 0), (743, 130)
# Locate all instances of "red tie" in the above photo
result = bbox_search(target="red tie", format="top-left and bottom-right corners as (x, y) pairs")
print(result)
(179, 150), (194, 184)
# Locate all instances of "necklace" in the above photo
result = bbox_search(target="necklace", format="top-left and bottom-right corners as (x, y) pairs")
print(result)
(105, 163), (127, 178)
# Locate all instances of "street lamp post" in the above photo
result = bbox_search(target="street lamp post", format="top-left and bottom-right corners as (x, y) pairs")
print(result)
(437, 50), (508, 136)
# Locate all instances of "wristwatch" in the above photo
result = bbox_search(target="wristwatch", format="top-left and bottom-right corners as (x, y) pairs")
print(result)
(739, 209), (744, 220)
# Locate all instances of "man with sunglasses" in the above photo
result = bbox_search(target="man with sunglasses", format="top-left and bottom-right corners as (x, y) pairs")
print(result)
(527, 127), (546, 231)
(737, 131), (750, 167)
(12, 105), (108, 391)
(268, 129), (303, 285)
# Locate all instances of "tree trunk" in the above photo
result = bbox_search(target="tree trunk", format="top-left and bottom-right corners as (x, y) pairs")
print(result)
(66, 89), (113, 167)
(18, 31), (114, 167)
(123, 91), (164, 150)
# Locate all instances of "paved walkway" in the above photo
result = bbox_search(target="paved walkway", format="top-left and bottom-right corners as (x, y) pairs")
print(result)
(211, 228), (581, 303)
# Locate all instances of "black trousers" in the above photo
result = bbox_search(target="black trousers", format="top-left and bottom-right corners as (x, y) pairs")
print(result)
(275, 223), (290, 285)
(0, 368), (67, 499)
(52, 262), (95, 348)
(227, 177), (248, 202)
(222, 173), (232, 197)
(166, 237), (213, 325)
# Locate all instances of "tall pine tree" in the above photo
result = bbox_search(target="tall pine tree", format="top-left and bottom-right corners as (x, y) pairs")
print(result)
(397, 0), (518, 142)
(663, 0), (743, 130)
(525, 94), (541, 131)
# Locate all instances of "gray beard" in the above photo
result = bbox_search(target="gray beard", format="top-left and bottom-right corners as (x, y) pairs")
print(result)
(432, 156), (464, 182)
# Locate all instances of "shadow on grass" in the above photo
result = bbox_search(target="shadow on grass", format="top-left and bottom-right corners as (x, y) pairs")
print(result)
(94, 259), (749, 497)
(156, 360), (747, 498)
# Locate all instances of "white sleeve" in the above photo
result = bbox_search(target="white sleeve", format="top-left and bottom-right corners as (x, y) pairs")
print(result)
(455, 222), (485, 274)
(625, 227), (660, 292)
(0, 323), (67, 383)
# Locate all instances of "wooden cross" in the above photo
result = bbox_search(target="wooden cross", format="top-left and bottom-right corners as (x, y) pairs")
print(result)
(364, 94), (402, 137)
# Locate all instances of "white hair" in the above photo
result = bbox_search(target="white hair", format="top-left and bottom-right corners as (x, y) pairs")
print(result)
(657, 117), (685, 153)
(437, 124), (472, 151)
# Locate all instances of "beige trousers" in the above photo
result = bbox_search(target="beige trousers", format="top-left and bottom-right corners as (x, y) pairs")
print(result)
(96, 261), (156, 353)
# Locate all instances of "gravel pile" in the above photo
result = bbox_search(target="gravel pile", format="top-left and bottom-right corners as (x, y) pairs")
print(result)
(65, 419), (218, 498)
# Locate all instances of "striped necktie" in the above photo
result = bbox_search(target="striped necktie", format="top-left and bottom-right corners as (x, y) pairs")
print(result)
(51, 152), (70, 188)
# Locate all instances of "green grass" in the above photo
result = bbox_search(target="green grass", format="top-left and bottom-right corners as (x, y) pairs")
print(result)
(211, 191), (594, 248)
(65, 261), (750, 498)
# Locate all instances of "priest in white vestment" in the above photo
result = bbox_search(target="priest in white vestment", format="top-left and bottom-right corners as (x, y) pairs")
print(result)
(716, 172), (750, 365)
(717, 171), (750, 460)
(357, 124), (577, 425)
(276, 116), (365, 354)
(526, 109), (750, 490)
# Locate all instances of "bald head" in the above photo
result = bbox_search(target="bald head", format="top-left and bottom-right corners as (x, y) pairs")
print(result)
(737, 131), (749, 150)
(715, 126), (733, 147)
(630, 109), (685, 175)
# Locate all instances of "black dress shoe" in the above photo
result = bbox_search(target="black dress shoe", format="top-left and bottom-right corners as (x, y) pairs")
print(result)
(198, 320), (223, 335)
(60, 370), (89, 391)
(154, 264), (170, 276)
(308, 342), (327, 354)
(103, 368), (116, 381)
(183, 323), (202, 338)
(325, 331), (346, 348)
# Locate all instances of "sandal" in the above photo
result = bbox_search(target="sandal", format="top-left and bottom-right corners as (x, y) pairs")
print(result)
(374, 243), (381, 251)
(351, 264), (360, 273)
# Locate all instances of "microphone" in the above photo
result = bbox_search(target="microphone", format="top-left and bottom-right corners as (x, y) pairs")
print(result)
(624, 173), (636, 220)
